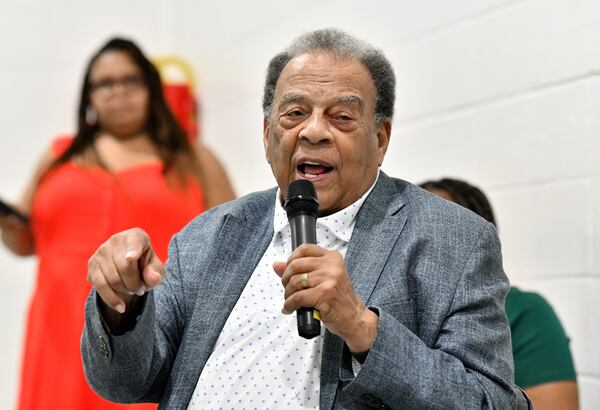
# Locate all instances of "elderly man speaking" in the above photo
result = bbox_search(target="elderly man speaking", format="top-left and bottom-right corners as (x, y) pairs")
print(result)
(82, 29), (516, 409)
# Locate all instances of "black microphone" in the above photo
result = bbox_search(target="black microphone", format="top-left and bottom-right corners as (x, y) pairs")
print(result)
(284, 179), (321, 339)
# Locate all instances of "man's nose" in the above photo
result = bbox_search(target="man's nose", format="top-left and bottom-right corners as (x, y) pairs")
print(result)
(298, 113), (333, 145)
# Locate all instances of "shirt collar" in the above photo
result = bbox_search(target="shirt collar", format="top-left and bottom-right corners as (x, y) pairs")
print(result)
(273, 170), (380, 243)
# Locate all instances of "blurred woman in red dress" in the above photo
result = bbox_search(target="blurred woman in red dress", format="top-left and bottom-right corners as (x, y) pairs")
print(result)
(0, 38), (235, 409)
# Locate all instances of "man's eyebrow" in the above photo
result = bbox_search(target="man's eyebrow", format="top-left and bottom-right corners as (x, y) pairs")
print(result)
(279, 93), (305, 106)
(335, 95), (364, 108)
(279, 94), (364, 108)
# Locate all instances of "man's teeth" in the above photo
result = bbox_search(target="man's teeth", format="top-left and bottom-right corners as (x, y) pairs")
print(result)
(299, 161), (332, 179)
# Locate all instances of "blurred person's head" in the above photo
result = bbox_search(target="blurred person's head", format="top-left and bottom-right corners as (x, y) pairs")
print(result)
(419, 178), (496, 226)
(54, 38), (193, 175)
(86, 42), (150, 137)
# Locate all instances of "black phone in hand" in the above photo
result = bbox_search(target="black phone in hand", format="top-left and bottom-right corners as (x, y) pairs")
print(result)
(0, 199), (29, 224)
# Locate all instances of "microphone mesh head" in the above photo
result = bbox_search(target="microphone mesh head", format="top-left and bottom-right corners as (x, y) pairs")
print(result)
(285, 179), (317, 202)
(284, 179), (319, 217)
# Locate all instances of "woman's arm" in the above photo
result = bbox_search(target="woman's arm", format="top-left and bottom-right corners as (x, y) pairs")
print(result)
(525, 381), (579, 410)
(193, 143), (236, 209)
(0, 147), (55, 256)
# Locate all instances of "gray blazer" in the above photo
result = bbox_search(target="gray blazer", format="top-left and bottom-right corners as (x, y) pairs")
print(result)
(82, 173), (515, 409)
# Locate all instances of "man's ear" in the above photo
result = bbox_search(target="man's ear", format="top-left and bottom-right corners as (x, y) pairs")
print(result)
(376, 119), (392, 166)
(263, 117), (271, 164)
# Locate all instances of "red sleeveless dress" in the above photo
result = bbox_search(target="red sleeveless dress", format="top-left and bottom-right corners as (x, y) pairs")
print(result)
(18, 136), (205, 410)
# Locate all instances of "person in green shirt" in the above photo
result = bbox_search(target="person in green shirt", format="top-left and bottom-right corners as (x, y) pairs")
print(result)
(420, 177), (579, 410)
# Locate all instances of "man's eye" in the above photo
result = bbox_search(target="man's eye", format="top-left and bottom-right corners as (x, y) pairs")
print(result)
(335, 114), (354, 121)
(286, 110), (304, 117)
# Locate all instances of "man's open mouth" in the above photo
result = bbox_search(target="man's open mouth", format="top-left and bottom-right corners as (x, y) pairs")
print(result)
(297, 161), (334, 179)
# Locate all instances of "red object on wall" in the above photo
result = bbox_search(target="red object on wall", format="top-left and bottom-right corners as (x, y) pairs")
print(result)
(163, 83), (198, 140)
(155, 56), (200, 141)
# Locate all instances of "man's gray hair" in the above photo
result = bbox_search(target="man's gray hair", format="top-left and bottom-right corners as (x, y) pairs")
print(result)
(262, 28), (396, 126)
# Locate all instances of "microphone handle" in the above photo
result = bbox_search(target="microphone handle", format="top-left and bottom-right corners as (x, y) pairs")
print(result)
(289, 214), (317, 248)
(289, 214), (321, 339)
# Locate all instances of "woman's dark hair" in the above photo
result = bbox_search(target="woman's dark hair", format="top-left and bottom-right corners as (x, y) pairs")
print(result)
(52, 37), (198, 180)
(419, 178), (497, 226)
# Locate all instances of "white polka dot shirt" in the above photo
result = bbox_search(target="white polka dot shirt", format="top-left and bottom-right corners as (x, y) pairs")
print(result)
(187, 173), (379, 409)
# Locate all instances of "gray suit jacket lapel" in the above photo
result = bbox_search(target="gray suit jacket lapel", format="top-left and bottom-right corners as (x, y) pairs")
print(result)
(171, 189), (276, 407)
(346, 172), (407, 302)
(319, 173), (408, 410)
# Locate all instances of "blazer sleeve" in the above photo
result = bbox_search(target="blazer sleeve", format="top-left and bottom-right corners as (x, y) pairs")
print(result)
(80, 234), (187, 403)
(338, 223), (516, 409)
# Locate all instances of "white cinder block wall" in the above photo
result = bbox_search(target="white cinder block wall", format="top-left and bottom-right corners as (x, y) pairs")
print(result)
(1, 0), (598, 408)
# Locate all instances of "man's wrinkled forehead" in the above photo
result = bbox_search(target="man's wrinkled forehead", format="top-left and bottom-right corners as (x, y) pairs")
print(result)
(277, 52), (372, 86)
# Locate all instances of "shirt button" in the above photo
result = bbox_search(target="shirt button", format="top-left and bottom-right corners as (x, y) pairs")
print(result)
(99, 336), (110, 357)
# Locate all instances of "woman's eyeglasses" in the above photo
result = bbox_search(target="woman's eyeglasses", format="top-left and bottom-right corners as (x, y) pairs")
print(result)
(90, 74), (145, 98)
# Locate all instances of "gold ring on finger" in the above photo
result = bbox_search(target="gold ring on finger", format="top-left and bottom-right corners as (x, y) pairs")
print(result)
(299, 273), (309, 289)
